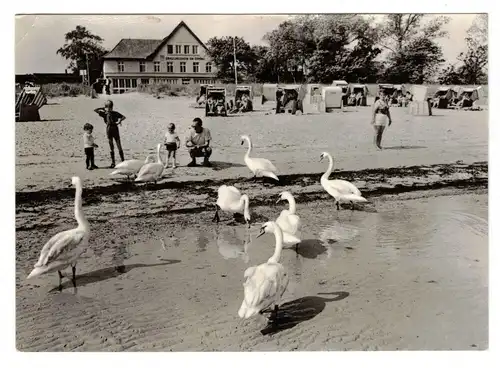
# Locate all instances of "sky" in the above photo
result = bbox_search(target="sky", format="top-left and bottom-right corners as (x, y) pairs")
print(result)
(15, 14), (480, 74)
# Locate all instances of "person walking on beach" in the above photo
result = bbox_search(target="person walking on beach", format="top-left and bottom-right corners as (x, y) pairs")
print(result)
(185, 117), (212, 167)
(371, 90), (392, 150)
(164, 123), (181, 169)
(94, 100), (126, 168)
(83, 123), (99, 170)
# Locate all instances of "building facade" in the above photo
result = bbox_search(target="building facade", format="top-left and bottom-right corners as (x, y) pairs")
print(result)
(103, 21), (217, 94)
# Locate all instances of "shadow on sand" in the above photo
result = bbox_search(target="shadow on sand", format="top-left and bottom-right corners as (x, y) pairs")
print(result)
(210, 161), (246, 171)
(295, 239), (327, 259)
(260, 292), (350, 335)
(383, 145), (427, 150)
(50, 260), (181, 292)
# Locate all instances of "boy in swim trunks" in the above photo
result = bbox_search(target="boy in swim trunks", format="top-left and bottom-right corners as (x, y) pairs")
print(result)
(164, 123), (181, 168)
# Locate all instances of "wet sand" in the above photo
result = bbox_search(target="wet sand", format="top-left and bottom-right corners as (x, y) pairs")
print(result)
(16, 187), (487, 351)
(16, 93), (488, 192)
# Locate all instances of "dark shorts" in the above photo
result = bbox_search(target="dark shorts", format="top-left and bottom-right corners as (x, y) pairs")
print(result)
(189, 146), (212, 157)
(165, 143), (177, 152)
(106, 125), (120, 140)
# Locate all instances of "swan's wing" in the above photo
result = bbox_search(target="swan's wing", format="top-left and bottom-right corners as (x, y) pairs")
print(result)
(287, 214), (301, 234)
(37, 229), (86, 267)
(243, 266), (257, 281)
(34, 230), (72, 266)
(251, 158), (277, 173)
(259, 170), (279, 181)
(327, 179), (361, 196)
(282, 231), (301, 246)
(276, 211), (300, 234)
(114, 160), (143, 171)
(217, 186), (243, 207)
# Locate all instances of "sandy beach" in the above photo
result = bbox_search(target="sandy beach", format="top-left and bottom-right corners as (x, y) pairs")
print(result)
(15, 93), (488, 351)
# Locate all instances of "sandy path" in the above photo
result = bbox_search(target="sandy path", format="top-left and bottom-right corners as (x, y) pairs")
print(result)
(16, 94), (488, 192)
(16, 186), (487, 351)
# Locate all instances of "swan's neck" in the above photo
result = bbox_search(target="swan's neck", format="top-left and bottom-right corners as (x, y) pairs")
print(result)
(241, 195), (250, 217)
(156, 145), (163, 165)
(245, 138), (252, 159)
(322, 154), (334, 180)
(74, 183), (89, 230)
(286, 196), (297, 214)
(267, 225), (284, 264)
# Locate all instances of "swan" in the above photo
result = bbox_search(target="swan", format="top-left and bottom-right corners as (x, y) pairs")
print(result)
(110, 155), (155, 181)
(275, 191), (302, 250)
(320, 152), (367, 210)
(135, 144), (165, 184)
(240, 135), (279, 181)
(238, 221), (289, 325)
(213, 185), (251, 228)
(27, 176), (90, 291)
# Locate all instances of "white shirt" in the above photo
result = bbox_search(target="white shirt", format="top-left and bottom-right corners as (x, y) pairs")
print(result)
(83, 132), (95, 148)
(165, 131), (180, 144)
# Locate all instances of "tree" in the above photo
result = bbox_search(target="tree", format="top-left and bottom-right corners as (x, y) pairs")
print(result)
(206, 36), (256, 83)
(380, 14), (449, 83)
(57, 26), (108, 83)
(438, 64), (464, 85)
(457, 15), (488, 84)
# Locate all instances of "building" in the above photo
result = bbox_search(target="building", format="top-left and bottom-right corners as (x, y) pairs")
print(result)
(103, 21), (217, 94)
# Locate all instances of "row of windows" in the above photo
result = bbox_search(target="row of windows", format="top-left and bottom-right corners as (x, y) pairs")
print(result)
(166, 45), (198, 55)
(110, 78), (215, 93)
(117, 61), (212, 73)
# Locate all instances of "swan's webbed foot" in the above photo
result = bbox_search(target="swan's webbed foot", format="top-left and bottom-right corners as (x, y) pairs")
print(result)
(71, 265), (77, 288)
(212, 207), (220, 223)
(58, 271), (63, 292)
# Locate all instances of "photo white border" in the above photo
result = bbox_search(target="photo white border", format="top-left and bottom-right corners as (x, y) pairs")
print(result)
(4, 1), (498, 367)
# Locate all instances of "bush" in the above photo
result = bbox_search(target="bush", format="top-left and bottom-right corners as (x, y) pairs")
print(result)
(42, 83), (90, 98)
(137, 82), (265, 98)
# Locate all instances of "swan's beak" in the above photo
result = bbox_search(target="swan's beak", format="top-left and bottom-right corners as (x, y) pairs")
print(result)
(319, 156), (324, 162)
(240, 140), (244, 145)
(276, 198), (282, 204)
(256, 227), (265, 238)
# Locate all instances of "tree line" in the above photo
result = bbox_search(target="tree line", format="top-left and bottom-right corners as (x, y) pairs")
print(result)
(57, 14), (487, 86)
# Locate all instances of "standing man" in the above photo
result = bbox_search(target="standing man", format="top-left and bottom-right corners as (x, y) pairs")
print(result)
(185, 117), (212, 167)
(94, 100), (126, 168)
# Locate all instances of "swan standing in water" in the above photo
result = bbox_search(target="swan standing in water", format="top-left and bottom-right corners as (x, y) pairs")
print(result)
(27, 176), (90, 291)
(240, 135), (279, 181)
(110, 155), (154, 181)
(213, 185), (251, 228)
(320, 152), (367, 210)
(238, 221), (289, 325)
(135, 144), (165, 184)
(275, 191), (302, 250)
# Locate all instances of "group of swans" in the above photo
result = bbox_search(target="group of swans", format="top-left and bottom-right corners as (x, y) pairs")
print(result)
(109, 143), (165, 184)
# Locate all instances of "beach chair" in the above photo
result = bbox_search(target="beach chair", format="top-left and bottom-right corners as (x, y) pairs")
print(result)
(15, 86), (47, 122)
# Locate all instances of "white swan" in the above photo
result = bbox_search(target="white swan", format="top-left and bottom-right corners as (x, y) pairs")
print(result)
(27, 176), (90, 291)
(238, 221), (289, 324)
(241, 135), (279, 181)
(213, 185), (251, 228)
(320, 151), (367, 210)
(275, 191), (302, 250)
(135, 144), (165, 184)
(110, 155), (155, 181)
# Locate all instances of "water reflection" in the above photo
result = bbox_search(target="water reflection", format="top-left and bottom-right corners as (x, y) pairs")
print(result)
(214, 227), (251, 263)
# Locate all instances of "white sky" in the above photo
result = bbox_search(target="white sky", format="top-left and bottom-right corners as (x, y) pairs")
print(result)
(15, 14), (479, 74)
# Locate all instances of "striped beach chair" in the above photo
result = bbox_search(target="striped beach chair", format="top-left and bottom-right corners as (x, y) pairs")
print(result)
(15, 86), (47, 122)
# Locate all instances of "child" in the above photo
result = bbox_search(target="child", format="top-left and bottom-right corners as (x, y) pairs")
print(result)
(164, 123), (181, 168)
(83, 123), (99, 170)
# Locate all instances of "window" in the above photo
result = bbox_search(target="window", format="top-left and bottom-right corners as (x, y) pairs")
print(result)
(141, 78), (149, 85)
(139, 61), (146, 72)
(125, 79), (131, 88)
(166, 61), (174, 73)
(118, 61), (124, 72)
(180, 62), (186, 73)
(193, 62), (199, 73)
(192, 45), (198, 54)
(131, 79), (137, 88)
(184, 45), (190, 54)
(154, 61), (160, 72)
(205, 62), (212, 73)
(175, 45), (182, 54)
(182, 78), (191, 85)
(167, 45), (173, 54)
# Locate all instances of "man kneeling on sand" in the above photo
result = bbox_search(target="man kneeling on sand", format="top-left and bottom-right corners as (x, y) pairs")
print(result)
(185, 117), (212, 167)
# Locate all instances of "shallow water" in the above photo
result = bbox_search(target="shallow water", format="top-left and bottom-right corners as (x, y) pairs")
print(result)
(17, 192), (487, 351)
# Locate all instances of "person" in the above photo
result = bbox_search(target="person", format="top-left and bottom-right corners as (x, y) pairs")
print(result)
(164, 123), (181, 169)
(371, 90), (392, 150)
(94, 100), (126, 168)
(105, 78), (111, 95)
(355, 91), (363, 106)
(185, 117), (212, 167)
(83, 123), (99, 170)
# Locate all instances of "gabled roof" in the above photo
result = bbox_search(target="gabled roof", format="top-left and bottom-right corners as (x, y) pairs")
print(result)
(103, 21), (208, 60)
